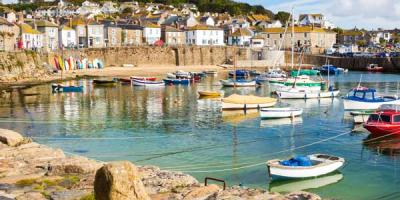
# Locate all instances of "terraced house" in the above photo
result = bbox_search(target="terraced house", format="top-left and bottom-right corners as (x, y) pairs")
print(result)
(185, 25), (224, 46)
(142, 22), (161, 45)
(337, 29), (365, 45)
(0, 17), (19, 51)
(161, 26), (184, 46)
(261, 26), (336, 53)
(19, 23), (43, 50)
(35, 20), (59, 51)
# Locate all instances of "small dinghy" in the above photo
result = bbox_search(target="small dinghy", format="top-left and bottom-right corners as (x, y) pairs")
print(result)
(267, 154), (345, 179)
(93, 79), (117, 86)
(52, 84), (83, 93)
(260, 107), (303, 119)
(164, 79), (190, 85)
(222, 94), (277, 110)
(130, 76), (157, 81)
(198, 91), (221, 97)
(132, 79), (164, 87)
(220, 79), (256, 87)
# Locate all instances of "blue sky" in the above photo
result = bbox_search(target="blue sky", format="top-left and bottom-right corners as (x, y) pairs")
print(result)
(238, 0), (400, 30)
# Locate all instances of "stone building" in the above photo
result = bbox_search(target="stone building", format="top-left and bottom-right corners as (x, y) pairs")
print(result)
(71, 17), (87, 48)
(35, 20), (59, 51)
(87, 21), (104, 48)
(104, 22), (122, 47)
(337, 29), (365, 45)
(161, 26), (184, 46)
(261, 26), (336, 53)
(118, 24), (142, 46)
(0, 17), (19, 51)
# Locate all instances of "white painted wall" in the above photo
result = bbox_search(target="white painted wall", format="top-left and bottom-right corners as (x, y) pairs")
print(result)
(185, 29), (224, 46)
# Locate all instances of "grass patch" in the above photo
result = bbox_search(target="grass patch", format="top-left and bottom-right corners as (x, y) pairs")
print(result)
(80, 193), (95, 200)
(33, 183), (45, 191)
(16, 178), (36, 186)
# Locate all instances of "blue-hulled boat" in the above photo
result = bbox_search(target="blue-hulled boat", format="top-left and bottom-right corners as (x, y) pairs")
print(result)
(52, 84), (83, 93)
(343, 87), (400, 110)
(164, 79), (190, 85)
(319, 65), (339, 75)
(228, 70), (250, 78)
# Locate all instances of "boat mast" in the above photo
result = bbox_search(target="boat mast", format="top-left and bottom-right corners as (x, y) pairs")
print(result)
(291, 7), (294, 70)
(234, 48), (237, 88)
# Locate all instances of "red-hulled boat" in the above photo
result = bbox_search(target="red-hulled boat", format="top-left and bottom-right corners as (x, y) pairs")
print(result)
(364, 105), (400, 136)
(130, 76), (157, 81)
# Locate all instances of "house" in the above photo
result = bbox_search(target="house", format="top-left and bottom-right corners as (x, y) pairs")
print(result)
(59, 25), (76, 48)
(338, 29), (365, 45)
(19, 23), (43, 50)
(71, 17), (87, 48)
(0, 17), (19, 51)
(118, 24), (142, 46)
(103, 21), (122, 47)
(261, 26), (337, 53)
(142, 22), (161, 45)
(77, 1), (101, 15)
(101, 1), (118, 14)
(185, 25), (224, 46)
(247, 14), (271, 26)
(35, 20), (59, 51)
(250, 35), (265, 48)
(182, 12), (198, 28)
(119, 1), (139, 12)
(199, 16), (215, 26)
(215, 13), (231, 26)
(298, 14), (336, 29)
(87, 21), (104, 48)
(0, 10), (17, 23)
(267, 20), (282, 28)
(228, 28), (252, 46)
(162, 26), (185, 46)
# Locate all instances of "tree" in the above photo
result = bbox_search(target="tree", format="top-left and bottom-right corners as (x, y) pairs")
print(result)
(332, 28), (344, 35)
(274, 11), (290, 25)
(356, 40), (367, 47)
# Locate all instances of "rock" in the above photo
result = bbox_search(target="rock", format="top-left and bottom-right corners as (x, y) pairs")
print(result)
(183, 184), (220, 200)
(0, 129), (24, 147)
(15, 192), (47, 200)
(285, 191), (321, 200)
(50, 190), (90, 200)
(94, 161), (150, 200)
(0, 191), (16, 200)
(213, 186), (283, 200)
(47, 156), (102, 176)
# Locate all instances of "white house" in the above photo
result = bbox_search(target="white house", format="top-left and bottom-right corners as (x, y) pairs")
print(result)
(143, 22), (161, 45)
(36, 20), (59, 51)
(199, 16), (215, 26)
(267, 20), (282, 28)
(185, 25), (224, 46)
(228, 28), (252, 46)
(184, 12), (198, 28)
(59, 26), (76, 48)
(20, 23), (43, 50)
(298, 14), (336, 29)
(250, 35), (265, 48)
(101, 1), (118, 14)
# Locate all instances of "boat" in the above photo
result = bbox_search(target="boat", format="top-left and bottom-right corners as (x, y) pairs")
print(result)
(366, 64), (383, 72)
(267, 154), (345, 179)
(130, 76), (157, 81)
(220, 79), (256, 87)
(269, 75), (323, 91)
(118, 78), (132, 84)
(363, 104), (400, 136)
(350, 110), (375, 124)
(93, 79), (117, 86)
(249, 70), (260, 76)
(319, 65), (340, 75)
(260, 107), (303, 119)
(269, 172), (343, 193)
(166, 73), (177, 79)
(290, 69), (319, 77)
(198, 91), (221, 97)
(132, 79), (164, 87)
(221, 94), (276, 110)
(277, 88), (340, 99)
(51, 84), (83, 93)
(175, 70), (192, 79)
(163, 78), (190, 85)
(343, 87), (400, 110)
(228, 69), (249, 78)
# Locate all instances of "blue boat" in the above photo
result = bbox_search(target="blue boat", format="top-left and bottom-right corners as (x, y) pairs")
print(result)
(319, 65), (339, 75)
(229, 70), (249, 78)
(52, 84), (83, 93)
(343, 87), (400, 110)
(163, 79), (190, 85)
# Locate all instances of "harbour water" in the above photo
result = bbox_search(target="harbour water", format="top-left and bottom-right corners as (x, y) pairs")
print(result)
(1, 71), (400, 199)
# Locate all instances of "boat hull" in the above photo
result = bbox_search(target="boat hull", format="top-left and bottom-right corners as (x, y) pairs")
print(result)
(260, 108), (303, 119)
(222, 102), (276, 110)
(52, 84), (83, 93)
(131, 76), (157, 81)
(164, 79), (190, 85)
(220, 80), (256, 87)
(132, 79), (164, 87)
(364, 123), (400, 136)
(198, 91), (221, 97)
(343, 99), (400, 110)
(277, 90), (340, 99)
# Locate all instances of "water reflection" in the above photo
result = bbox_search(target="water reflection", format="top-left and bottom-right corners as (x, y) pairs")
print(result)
(363, 134), (400, 156)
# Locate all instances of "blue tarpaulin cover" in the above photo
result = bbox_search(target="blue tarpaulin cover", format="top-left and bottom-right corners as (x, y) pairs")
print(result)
(280, 156), (312, 167)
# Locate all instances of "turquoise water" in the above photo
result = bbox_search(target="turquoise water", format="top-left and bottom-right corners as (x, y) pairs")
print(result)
(1, 72), (400, 199)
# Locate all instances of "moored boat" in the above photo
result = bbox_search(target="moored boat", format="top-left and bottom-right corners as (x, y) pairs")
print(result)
(350, 110), (375, 124)
(221, 94), (276, 110)
(118, 78), (131, 84)
(163, 78), (190, 85)
(363, 104), (400, 136)
(269, 75), (323, 91)
(52, 84), (83, 93)
(366, 64), (383, 72)
(277, 88), (340, 99)
(228, 69), (249, 78)
(290, 69), (319, 77)
(319, 65), (340, 75)
(130, 76), (157, 81)
(267, 154), (345, 179)
(220, 79), (256, 87)
(260, 107), (303, 119)
(198, 91), (221, 97)
(132, 79), (165, 87)
(93, 79), (117, 86)
(343, 87), (400, 110)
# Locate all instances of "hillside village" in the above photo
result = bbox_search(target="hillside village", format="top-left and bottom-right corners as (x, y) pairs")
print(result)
(0, 0), (397, 55)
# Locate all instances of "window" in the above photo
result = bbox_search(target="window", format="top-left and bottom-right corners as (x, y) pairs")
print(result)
(279, 34), (282, 38)
(394, 115), (400, 122)
(202, 39), (206, 44)
(267, 34), (270, 38)
(304, 33), (308, 38)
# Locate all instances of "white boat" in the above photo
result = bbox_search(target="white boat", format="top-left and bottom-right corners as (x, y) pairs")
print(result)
(277, 89), (340, 99)
(222, 94), (277, 110)
(349, 111), (374, 124)
(267, 154), (345, 179)
(166, 73), (176, 79)
(132, 79), (165, 87)
(220, 79), (256, 87)
(260, 107), (303, 119)
(343, 87), (400, 110)
(175, 70), (191, 79)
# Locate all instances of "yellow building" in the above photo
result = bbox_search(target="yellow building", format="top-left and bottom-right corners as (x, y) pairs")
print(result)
(260, 26), (337, 53)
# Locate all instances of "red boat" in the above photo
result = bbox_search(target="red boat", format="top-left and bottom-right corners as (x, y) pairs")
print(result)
(366, 64), (384, 72)
(118, 78), (131, 84)
(364, 105), (400, 136)
(130, 76), (157, 81)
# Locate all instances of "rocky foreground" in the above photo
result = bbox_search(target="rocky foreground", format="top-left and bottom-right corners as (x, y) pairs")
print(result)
(0, 128), (321, 200)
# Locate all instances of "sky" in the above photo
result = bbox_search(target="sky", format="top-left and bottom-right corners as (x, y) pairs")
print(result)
(238, 0), (400, 30)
